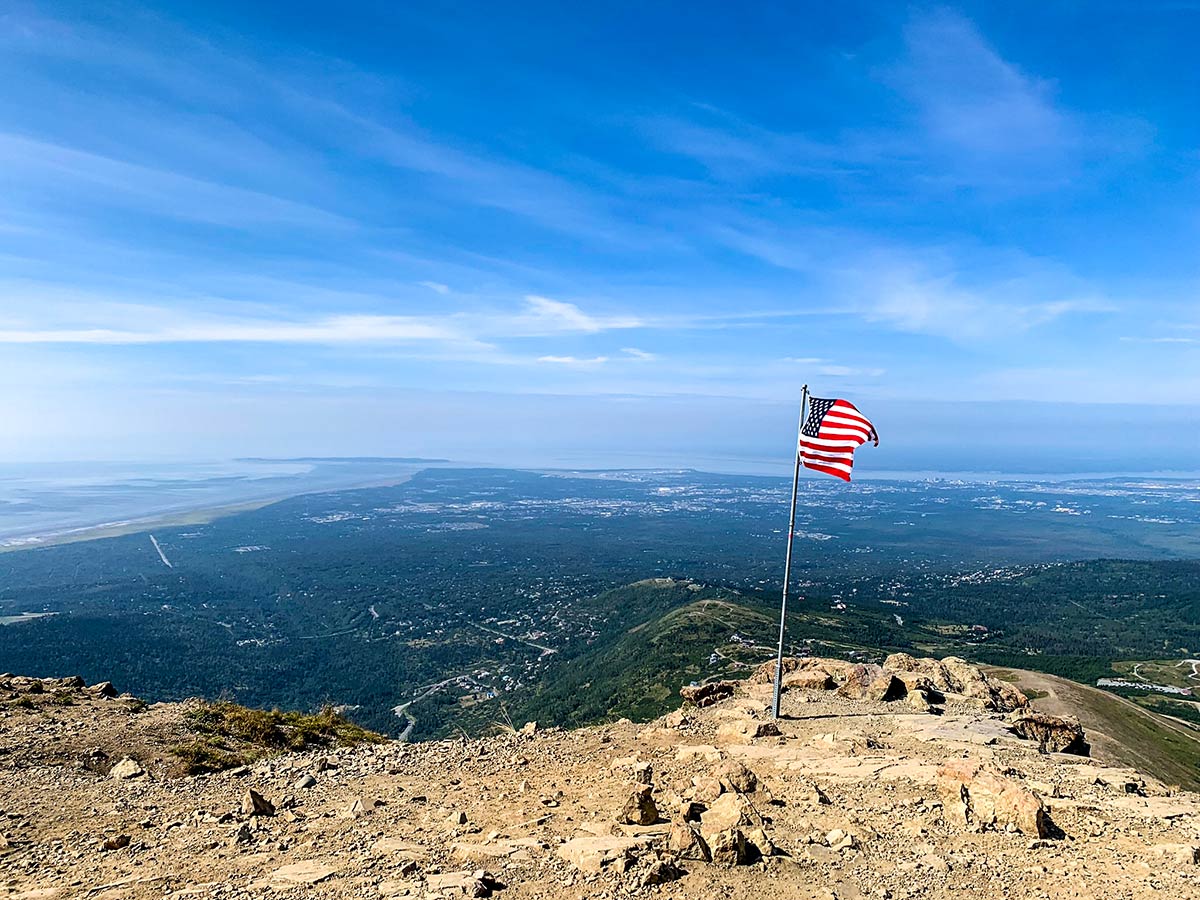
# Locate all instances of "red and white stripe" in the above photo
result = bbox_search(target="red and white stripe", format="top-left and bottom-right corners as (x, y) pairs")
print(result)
(799, 399), (877, 482)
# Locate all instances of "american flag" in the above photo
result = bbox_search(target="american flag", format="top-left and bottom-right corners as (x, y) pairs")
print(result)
(799, 397), (878, 482)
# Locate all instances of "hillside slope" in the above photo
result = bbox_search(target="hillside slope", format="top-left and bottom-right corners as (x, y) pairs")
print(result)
(997, 667), (1200, 792)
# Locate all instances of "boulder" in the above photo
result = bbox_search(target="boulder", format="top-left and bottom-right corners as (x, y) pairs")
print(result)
(884, 653), (953, 691)
(709, 828), (750, 867)
(700, 791), (762, 840)
(108, 756), (145, 780)
(891, 669), (939, 695)
(715, 719), (780, 744)
(87, 681), (119, 699)
(555, 836), (640, 873)
(942, 657), (1028, 711)
(102, 834), (131, 851)
(782, 669), (834, 691)
(691, 776), (723, 803)
(907, 688), (935, 713)
(639, 859), (683, 886)
(883, 653), (1027, 712)
(680, 681), (737, 708)
(936, 761), (1050, 837)
(667, 822), (711, 862)
(619, 785), (658, 826)
(713, 759), (758, 794)
(837, 664), (895, 700)
(867, 673), (907, 702)
(744, 826), (775, 858)
(1010, 712), (1088, 755)
(677, 800), (704, 822)
(751, 656), (853, 685)
(825, 828), (858, 851)
(241, 788), (275, 818)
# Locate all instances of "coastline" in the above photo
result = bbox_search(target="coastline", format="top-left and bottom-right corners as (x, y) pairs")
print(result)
(3, 459), (1197, 554)
(0, 471), (423, 553)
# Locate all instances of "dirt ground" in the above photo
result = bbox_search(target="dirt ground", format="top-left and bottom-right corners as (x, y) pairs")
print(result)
(2, 666), (1199, 900)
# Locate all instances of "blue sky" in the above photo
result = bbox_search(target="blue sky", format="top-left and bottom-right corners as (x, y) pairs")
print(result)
(1, 2), (1198, 471)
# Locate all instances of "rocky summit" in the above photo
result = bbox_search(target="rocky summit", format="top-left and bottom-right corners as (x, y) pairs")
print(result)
(1, 658), (1198, 900)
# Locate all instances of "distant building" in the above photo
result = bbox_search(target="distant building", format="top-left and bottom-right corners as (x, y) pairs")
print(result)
(1096, 678), (1193, 696)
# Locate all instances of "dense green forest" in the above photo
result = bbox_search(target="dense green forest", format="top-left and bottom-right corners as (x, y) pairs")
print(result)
(1, 469), (1196, 737)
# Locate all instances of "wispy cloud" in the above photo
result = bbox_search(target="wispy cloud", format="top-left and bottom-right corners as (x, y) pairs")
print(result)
(891, 9), (1072, 162)
(514, 295), (643, 335)
(0, 291), (653, 348)
(620, 347), (656, 360)
(856, 261), (1112, 341)
(0, 133), (350, 230)
(781, 358), (885, 378)
(536, 355), (609, 366)
(418, 281), (451, 295)
(0, 314), (461, 345)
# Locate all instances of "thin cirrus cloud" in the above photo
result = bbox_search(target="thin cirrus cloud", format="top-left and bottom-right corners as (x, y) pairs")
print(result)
(536, 355), (609, 366)
(890, 9), (1073, 160)
(0, 133), (350, 231)
(781, 358), (885, 379)
(0, 295), (648, 347)
(0, 315), (460, 346)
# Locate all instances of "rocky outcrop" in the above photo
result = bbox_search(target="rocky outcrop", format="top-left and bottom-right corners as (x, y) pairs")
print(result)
(837, 664), (906, 702)
(885, 654), (1029, 711)
(680, 680), (737, 707)
(1010, 711), (1089, 755)
(749, 653), (1028, 713)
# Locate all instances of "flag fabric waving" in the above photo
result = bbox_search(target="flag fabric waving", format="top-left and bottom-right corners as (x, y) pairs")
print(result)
(799, 397), (878, 481)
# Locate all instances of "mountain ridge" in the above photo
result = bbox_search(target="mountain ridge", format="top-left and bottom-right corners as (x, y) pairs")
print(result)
(2, 657), (1199, 899)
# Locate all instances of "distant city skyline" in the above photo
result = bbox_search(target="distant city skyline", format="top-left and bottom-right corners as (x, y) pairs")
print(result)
(1, 3), (1197, 469)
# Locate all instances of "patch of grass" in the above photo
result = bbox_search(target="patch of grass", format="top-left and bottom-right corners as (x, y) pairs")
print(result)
(172, 701), (385, 774)
(170, 739), (252, 774)
(185, 701), (385, 751)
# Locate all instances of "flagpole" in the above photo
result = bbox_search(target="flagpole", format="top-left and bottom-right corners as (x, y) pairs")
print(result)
(772, 384), (808, 719)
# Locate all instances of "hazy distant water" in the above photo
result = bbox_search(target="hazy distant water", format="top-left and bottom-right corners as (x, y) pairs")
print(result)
(0, 459), (427, 546)
(2, 456), (1198, 548)
(512, 449), (1200, 483)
